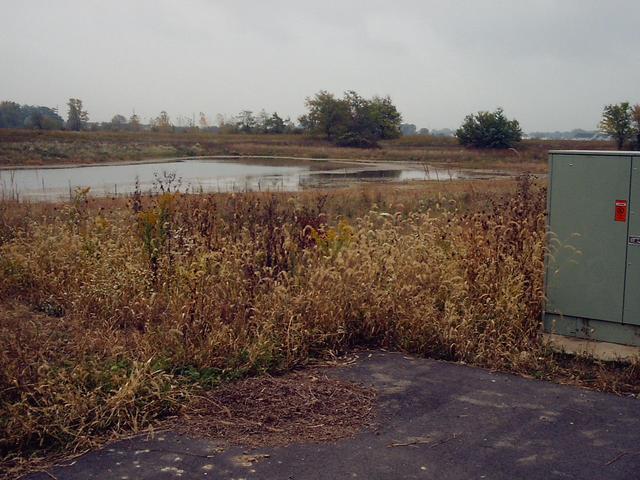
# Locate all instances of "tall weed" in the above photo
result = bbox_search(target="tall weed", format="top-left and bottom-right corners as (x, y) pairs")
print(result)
(2, 177), (625, 467)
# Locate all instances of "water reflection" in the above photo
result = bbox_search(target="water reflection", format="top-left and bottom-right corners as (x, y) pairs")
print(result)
(0, 157), (471, 201)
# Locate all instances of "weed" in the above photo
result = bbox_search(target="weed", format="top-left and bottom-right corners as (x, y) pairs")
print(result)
(1, 177), (639, 473)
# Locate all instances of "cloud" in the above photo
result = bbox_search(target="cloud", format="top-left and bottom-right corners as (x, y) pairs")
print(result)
(1, 0), (638, 130)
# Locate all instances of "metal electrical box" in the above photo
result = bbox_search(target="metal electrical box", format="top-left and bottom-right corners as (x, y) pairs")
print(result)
(544, 150), (640, 348)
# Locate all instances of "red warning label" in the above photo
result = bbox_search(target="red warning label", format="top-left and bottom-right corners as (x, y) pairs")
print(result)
(615, 200), (628, 222)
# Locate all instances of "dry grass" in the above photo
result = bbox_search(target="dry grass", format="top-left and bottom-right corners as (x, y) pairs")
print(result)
(1, 177), (639, 476)
(180, 370), (376, 447)
(0, 129), (616, 173)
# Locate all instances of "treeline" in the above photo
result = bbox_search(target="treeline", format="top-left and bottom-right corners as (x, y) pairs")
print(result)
(217, 110), (298, 134)
(0, 101), (64, 130)
(452, 102), (640, 150)
(0, 98), (103, 132)
(0, 91), (405, 148)
(5, 95), (640, 151)
(527, 129), (607, 141)
(399, 124), (431, 136)
(0, 99), (297, 135)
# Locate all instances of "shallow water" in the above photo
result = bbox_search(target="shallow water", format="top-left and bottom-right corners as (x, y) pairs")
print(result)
(0, 157), (470, 201)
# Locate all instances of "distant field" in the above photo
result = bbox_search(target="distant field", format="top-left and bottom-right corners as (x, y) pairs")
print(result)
(0, 129), (615, 172)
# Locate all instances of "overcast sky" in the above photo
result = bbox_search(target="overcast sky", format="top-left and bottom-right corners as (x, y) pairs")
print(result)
(1, 0), (639, 131)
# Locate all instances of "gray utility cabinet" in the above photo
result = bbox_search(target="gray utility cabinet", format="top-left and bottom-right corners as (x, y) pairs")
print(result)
(544, 150), (640, 347)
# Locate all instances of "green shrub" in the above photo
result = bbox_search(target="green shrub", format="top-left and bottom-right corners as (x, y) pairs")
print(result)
(456, 108), (522, 149)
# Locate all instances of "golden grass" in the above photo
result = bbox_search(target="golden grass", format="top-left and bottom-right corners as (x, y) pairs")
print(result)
(1, 178), (639, 475)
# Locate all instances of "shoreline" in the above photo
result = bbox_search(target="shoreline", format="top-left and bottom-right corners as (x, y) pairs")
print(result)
(0, 154), (523, 178)
(0, 155), (406, 171)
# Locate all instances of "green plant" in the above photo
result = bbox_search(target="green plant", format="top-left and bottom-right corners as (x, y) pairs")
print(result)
(600, 102), (634, 150)
(456, 108), (522, 149)
(299, 90), (402, 148)
(633, 104), (640, 150)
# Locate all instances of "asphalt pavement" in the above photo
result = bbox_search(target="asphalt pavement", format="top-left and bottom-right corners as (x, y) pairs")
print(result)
(26, 351), (640, 480)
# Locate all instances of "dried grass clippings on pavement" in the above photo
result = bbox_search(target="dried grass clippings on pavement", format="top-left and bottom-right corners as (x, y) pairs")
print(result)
(178, 371), (376, 447)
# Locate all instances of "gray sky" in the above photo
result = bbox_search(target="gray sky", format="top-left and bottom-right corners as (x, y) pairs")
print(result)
(1, 0), (639, 131)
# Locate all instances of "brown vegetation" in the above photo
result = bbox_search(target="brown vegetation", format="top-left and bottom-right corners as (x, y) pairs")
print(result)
(180, 370), (376, 447)
(0, 129), (614, 173)
(1, 178), (639, 476)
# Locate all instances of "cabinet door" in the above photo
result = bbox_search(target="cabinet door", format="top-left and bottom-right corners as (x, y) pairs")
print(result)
(546, 154), (631, 324)
(623, 158), (640, 325)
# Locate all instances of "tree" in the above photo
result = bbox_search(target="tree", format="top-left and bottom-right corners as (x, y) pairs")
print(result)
(367, 95), (402, 140)
(129, 113), (141, 131)
(23, 106), (64, 130)
(66, 98), (89, 131)
(284, 117), (297, 134)
(0, 101), (22, 128)
(237, 110), (256, 133)
(300, 90), (403, 148)
(264, 112), (286, 134)
(183, 115), (196, 131)
(199, 112), (209, 129)
(339, 90), (377, 147)
(455, 108), (522, 149)
(152, 111), (172, 132)
(400, 123), (417, 136)
(0, 102), (63, 130)
(110, 114), (127, 131)
(216, 113), (238, 134)
(40, 107), (64, 130)
(600, 102), (633, 150)
(632, 104), (640, 150)
(299, 91), (350, 141)
(254, 109), (269, 133)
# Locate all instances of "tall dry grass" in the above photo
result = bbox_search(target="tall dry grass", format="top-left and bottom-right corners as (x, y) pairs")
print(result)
(1, 178), (638, 471)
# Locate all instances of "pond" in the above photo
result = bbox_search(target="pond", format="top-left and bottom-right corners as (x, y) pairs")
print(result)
(0, 156), (475, 201)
